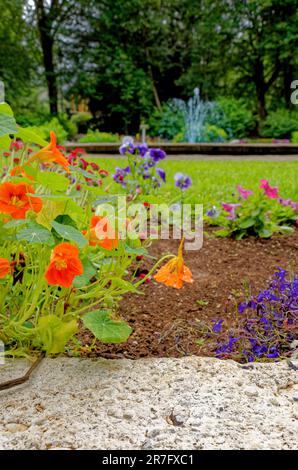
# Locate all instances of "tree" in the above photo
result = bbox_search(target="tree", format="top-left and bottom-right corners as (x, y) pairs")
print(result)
(0, 0), (38, 109)
(29, 0), (84, 115)
(60, 0), (194, 132)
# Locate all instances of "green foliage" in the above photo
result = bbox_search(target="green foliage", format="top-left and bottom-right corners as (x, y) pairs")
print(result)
(58, 114), (78, 139)
(203, 124), (227, 143)
(28, 118), (68, 144)
(292, 131), (298, 144)
(148, 103), (184, 140)
(260, 110), (298, 139)
(79, 130), (120, 143)
(71, 112), (92, 133)
(210, 98), (256, 139)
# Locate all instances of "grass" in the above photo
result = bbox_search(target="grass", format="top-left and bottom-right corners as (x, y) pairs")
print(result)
(91, 157), (298, 207)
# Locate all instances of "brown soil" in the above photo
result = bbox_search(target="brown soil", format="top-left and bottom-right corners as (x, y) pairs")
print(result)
(79, 229), (298, 359)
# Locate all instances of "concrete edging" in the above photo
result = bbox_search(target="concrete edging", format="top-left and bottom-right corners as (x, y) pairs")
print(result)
(0, 357), (297, 450)
(65, 142), (298, 156)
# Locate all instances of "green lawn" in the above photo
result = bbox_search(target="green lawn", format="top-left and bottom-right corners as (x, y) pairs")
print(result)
(92, 158), (298, 207)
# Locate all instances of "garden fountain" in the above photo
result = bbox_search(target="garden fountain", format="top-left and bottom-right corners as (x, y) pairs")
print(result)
(172, 88), (214, 143)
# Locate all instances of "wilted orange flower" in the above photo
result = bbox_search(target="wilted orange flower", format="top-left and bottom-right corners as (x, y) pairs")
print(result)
(10, 165), (33, 180)
(154, 238), (193, 289)
(0, 258), (10, 278)
(83, 215), (118, 250)
(28, 131), (70, 172)
(0, 182), (42, 219)
(45, 243), (83, 288)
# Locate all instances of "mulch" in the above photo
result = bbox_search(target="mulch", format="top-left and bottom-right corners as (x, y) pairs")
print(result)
(78, 228), (298, 359)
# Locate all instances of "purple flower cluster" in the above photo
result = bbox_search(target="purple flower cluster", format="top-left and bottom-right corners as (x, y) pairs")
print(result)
(174, 172), (192, 190)
(213, 268), (297, 362)
(113, 166), (130, 186)
(115, 142), (167, 193)
(279, 198), (298, 213)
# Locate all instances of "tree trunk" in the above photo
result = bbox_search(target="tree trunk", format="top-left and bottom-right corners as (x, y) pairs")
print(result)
(283, 62), (294, 109)
(40, 33), (58, 115)
(35, 0), (58, 115)
(254, 58), (267, 126)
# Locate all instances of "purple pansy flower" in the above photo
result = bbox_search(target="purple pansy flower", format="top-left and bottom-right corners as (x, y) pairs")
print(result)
(174, 172), (192, 190)
(156, 167), (166, 182)
(206, 206), (219, 218)
(149, 148), (166, 162)
(113, 166), (130, 185)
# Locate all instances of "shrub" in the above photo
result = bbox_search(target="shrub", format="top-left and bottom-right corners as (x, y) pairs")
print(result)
(28, 118), (68, 144)
(58, 113), (78, 140)
(79, 130), (120, 143)
(71, 112), (92, 133)
(148, 103), (185, 140)
(203, 124), (227, 143)
(209, 97), (256, 139)
(260, 110), (298, 139)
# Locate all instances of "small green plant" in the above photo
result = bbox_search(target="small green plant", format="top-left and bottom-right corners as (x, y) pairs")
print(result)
(79, 130), (120, 143)
(196, 299), (209, 306)
(206, 181), (297, 239)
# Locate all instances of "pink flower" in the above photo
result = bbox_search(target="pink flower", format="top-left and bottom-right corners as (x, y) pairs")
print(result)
(260, 179), (279, 199)
(10, 140), (23, 151)
(237, 185), (253, 200)
(222, 203), (241, 220)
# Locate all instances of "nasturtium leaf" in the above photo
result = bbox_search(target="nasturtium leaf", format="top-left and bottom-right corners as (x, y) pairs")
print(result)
(0, 134), (11, 149)
(0, 113), (17, 137)
(36, 200), (67, 229)
(0, 103), (14, 116)
(4, 219), (29, 229)
(123, 243), (147, 256)
(82, 310), (132, 343)
(15, 127), (48, 146)
(54, 214), (77, 228)
(36, 171), (69, 192)
(51, 220), (87, 248)
(35, 315), (78, 355)
(16, 222), (55, 245)
(73, 257), (97, 288)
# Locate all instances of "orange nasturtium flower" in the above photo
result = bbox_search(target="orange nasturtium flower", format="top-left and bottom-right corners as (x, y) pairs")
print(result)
(154, 237), (193, 289)
(83, 215), (118, 250)
(27, 131), (70, 173)
(0, 258), (10, 278)
(0, 182), (42, 219)
(45, 243), (83, 288)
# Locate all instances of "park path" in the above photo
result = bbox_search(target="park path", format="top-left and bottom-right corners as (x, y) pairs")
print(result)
(0, 357), (297, 450)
